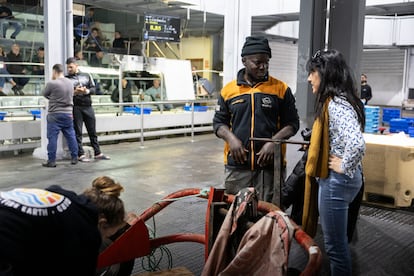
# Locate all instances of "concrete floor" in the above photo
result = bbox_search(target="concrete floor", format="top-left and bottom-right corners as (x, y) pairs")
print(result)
(0, 133), (413, 275)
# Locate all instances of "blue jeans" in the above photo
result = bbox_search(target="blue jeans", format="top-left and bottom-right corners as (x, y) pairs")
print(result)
(0, 19), (22, 38)
(318, 168), (362, 276)
(0, 67), (13, 89)
(46, 113), (78, 162)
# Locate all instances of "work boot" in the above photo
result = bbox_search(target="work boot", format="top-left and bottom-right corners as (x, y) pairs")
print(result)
(42, 161), (56, 167)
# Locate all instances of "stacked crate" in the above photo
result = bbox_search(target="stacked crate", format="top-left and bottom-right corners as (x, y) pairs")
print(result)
(364, 106), (380, 133)
(389, 118), (410, 134)
(382, 108), (401, 125)
(409, 126), (414, 138)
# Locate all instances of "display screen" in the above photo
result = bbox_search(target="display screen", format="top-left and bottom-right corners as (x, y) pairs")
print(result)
(144, 14), (181, 42)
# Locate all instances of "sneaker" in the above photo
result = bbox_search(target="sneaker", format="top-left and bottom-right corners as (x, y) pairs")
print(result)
(42, 161), (56, 167)
(71, 157), (78, 165)
(95, 153), (110, 160)
(78, 154), (91, 162)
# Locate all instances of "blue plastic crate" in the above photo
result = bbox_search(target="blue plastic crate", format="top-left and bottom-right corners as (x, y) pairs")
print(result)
(364, 129), (378, 134)
(184, 105), (208, 112)
(123, 107), (152, 114)
(382, 108), (400, 114)
(390, 118), (409, 127)
(382, 108), (401, 124)
(28, 109), (41, 119)
(365, 106), (380, 111)
(365, 119), (378, 124)
(365, 109), (380, 115)
(0, 111), (6, 121)
(390, 128), (408, 133)
(402, 117), (414, 126)
(389, 118), (409, 133)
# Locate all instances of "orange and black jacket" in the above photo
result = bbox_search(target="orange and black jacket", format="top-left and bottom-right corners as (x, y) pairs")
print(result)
(213, 69), (299, 170)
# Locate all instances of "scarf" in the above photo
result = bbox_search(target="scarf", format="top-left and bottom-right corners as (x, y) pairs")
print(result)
(302, 98), (330, 237)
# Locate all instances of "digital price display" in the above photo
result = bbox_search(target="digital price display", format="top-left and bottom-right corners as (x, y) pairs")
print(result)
(144, 14), (181, 42)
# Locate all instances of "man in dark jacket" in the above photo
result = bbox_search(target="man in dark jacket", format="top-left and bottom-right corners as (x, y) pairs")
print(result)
(213, 36), (299, 203)
(65, 57), (110, 162)
(360, 73), (373, 105)
(7, 43), (28, 95)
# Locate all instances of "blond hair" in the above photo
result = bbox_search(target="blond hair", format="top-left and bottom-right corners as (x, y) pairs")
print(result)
(83, 176), (125, 227)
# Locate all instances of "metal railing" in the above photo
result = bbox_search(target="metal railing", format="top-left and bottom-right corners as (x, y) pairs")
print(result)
(0, 98), (217, 152)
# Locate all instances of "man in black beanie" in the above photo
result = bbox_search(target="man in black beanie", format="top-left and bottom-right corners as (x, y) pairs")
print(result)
(213, 35), (299, 204)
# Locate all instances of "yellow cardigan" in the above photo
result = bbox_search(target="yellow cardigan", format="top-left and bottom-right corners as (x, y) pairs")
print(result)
(302, 99), (330, 237)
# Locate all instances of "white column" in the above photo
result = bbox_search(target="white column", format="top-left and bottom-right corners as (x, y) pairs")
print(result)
(223, 0), (251, 85)
(33, 0), (73, 160)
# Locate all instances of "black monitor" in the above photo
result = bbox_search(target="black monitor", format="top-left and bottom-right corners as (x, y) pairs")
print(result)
(143, 14), (180, 43)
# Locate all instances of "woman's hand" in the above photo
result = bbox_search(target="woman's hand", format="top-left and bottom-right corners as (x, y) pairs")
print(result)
(328, 154), (344, 173)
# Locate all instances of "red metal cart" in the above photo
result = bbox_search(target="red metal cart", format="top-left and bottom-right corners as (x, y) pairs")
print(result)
(97, 187), (322, 275)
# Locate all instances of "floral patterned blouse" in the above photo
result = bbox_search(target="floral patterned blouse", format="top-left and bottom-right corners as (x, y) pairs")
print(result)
(328, 96), (365, 178)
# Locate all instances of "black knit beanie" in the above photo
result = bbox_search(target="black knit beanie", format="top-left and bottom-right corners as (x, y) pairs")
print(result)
(241, 36), (272, 58)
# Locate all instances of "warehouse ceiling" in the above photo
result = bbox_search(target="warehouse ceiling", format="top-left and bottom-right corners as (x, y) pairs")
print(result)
(73, 0), (414, 38)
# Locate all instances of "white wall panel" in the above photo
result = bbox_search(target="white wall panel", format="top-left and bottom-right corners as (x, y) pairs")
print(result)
(361, 49), (405, 106)
(397, 17), (414, 45)
(268, 41), (298, 95)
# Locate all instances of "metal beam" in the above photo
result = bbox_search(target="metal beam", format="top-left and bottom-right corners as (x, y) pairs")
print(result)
(328, 0), (366, 94)
(296, 0), (328, 126)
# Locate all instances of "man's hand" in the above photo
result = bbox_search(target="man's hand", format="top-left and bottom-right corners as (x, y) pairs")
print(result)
(328, 154), (344, 173)
(228, 136), (248, 164)
(256, 142), (274, 167)
(74, 86), (87, 95)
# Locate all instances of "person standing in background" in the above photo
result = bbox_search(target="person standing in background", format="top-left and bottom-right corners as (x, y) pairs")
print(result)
(360, 73), (372, 105)
(42, 64), (78, 168)
(306, 49), (365, 275)
(213, 36), (299, 203)
(65, 57), (110, 162)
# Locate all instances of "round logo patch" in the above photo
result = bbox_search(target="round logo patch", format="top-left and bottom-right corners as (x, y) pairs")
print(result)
(0, 188), (72, 216)
(1, 188), (64, 207)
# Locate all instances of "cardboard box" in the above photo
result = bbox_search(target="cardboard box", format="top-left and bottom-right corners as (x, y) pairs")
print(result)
(362, 133), (414, 207)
